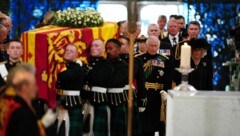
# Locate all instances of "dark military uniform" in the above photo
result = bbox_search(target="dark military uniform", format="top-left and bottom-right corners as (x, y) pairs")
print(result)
(137, 53), (172, 136)
(0, 53), (7, 63)
(161, 35), (184, 86)
(83, 57), (114, 136)
(107, 57), (129, 136)
(158, 29), (168, 40)
(0, 61), (21, 91)
(56, 61), (84, 136)
(120, 53), (146, 136)
(189, 58), (213, 90)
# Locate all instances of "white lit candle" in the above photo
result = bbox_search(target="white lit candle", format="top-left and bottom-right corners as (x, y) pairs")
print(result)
(180, 42), (191, 69)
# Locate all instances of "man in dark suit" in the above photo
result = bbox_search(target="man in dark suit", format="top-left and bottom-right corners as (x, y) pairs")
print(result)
(187, 21), (212, 62)
(161, 20), (185, 85)
(161, 20), (183, 48)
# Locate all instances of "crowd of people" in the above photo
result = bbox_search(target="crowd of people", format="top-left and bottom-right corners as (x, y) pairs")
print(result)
(0, 11), (213, 136)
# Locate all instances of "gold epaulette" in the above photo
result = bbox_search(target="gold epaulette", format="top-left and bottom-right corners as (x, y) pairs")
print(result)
(157, 53), (169, 60)
(134, 53), (144, 58)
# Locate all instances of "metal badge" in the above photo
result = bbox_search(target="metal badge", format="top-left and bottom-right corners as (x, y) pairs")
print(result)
(159, 70), (164, 76)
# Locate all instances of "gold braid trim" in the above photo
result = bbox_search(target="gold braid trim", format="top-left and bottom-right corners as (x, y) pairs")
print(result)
(175, 43), (181, 60)
(143, 60), (152, 72)
(160, 100), (166, 123)
(37, 120), (46, 136)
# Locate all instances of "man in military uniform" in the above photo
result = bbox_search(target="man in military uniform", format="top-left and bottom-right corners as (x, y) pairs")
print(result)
(55, 44), (84, 136)
(136, 36), (172, 136)
(147, 24), (172, 60)
(135, 35), (147, 55)
(106, 38), (129, 136)
(0, 39), (23, 91)
(118, 35), (146, 136)
(157, 15), (168, 40)
(83, 39), (114, 136)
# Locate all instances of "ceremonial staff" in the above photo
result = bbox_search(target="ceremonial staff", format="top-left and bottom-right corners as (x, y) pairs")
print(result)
(127, 0), (137, 136)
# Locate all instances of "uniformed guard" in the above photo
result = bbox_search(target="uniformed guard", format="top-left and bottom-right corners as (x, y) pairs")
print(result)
(136, 36), (172, 136)
(106, 38), (129, 136)
(118, 35), (146, 136)
(0, 39), (23, 90)
(188, 38), (213, 90)
(55, 44), (84, 136)
(135, 35), (147, 55)
(83, 39), (114, 136)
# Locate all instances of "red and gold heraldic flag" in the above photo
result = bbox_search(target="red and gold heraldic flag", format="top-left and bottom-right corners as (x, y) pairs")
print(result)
(20, 22), (119, 107)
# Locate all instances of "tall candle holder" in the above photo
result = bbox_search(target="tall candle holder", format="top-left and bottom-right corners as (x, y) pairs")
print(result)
(174, 67), (197, 92)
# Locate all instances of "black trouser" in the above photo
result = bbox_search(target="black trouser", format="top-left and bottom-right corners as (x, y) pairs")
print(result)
(142, 132), (155, 136)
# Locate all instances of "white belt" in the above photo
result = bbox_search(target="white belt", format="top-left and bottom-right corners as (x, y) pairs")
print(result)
(62, 90), (80, 96)
(108, 88), (124, 93)
(91, 86), (107, 93)
(123, 84), (136, 90)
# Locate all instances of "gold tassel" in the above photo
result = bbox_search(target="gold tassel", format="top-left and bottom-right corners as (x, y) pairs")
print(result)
(160, 100), (166, 123)
(37, 120), (46, 136)
(175, 43), (181, 60)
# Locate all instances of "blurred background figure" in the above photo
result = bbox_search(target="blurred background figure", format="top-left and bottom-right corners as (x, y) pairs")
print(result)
(157, 15), (168, 40)
(0, 12), (12, 44)
(0, 24), (7, 62)
(117, 20), (126, 35)
(135, 35), (147, 55)
(0, 63), (56, 136)
(169, 14), (177, 21)
(35, 11), (56, 28)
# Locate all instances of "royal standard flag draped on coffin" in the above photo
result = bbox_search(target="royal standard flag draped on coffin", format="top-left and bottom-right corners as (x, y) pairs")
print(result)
(21, 22), (119, 107)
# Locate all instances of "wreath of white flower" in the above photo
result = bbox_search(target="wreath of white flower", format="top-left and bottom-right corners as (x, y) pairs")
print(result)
(52, 7), (104, 28)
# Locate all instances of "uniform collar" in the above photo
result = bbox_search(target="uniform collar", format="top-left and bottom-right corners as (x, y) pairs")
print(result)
(146, 52), (157, 59)
(109, 57), (122, 62)
(9, 60), (21, 66)
(90, 56), (104, 62)
(120, 53), (129, 59)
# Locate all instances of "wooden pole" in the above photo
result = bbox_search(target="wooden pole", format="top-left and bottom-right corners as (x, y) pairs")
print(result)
(127, 33), (135, 136)
(127, 0), (137, 136)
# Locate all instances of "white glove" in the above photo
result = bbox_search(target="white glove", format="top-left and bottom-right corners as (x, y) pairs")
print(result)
(160, 90), (168, 101)
(41, 109), (57, 128)
(76, 60), (83, 66)
(139, 107), (145, 112)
